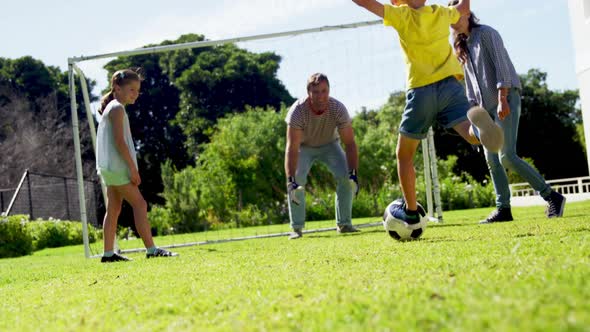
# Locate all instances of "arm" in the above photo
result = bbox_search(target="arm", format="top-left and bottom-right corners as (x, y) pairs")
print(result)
(338, 126), (358, 172)
(497, 87), (511, 121)
(285, 126), (303, 179)
(482, 29), (515, 120)
(110, 107), (140, 185)
(450, 0), (470, 16)
(352, 0), (384, 18)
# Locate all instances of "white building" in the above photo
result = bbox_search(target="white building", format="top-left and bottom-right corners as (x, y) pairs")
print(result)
(568, 0), (590, 176)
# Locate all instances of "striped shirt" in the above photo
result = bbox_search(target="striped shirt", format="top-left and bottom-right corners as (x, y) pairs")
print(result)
(463, 25), (522, 111)
(285, 97), (352, 147)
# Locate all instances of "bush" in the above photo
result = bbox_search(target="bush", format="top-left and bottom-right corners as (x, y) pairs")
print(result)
(0, 215), (33, 258)
(148, 205), (176, 236)
(26, 219), (100, 251)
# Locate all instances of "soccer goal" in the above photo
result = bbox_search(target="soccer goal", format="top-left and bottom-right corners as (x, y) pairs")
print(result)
(67, 20), (443, 258)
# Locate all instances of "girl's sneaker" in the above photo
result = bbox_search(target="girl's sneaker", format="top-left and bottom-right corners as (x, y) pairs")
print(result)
(146, 248), (179, 258)
(101, 253), (131, 263)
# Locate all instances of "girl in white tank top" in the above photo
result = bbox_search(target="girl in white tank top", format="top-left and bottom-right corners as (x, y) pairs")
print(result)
(96, 69), (177, 262)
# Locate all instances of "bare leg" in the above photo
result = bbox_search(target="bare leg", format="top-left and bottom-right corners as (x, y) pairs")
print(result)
(103, 186), (122, 252)
(453, 119), (480, 145)
(113, 184), (155, 249)
(396, 134), (421, 211)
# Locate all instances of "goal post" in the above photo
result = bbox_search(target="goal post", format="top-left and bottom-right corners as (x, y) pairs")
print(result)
(67, 20), (443, 258)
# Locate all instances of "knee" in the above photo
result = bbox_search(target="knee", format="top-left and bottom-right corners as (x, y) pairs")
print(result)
(486, 154), (502, 170)
(500, 153), (518, 170)
(107, 204), (122, 217)
(134, 197), (148, 212)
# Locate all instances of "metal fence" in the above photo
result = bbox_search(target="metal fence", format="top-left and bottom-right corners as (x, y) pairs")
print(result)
(1, 170), (101, 227)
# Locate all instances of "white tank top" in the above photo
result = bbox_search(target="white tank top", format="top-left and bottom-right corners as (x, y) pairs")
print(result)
(96, 99), (137, 174)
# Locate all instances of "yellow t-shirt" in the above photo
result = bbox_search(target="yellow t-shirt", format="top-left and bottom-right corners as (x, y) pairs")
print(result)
(384, 4), (464, 89)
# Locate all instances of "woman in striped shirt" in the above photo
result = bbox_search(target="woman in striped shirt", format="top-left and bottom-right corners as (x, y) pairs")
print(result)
(448, 2), (566, 223)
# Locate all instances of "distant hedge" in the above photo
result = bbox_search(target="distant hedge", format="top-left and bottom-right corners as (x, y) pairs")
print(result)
(0, 215), (101, 259)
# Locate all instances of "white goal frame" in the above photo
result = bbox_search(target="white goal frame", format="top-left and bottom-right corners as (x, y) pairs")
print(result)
(67, 20), (443, 258)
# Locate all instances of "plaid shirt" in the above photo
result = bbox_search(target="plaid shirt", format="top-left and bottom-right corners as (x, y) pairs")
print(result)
(463, 25), (522, 111)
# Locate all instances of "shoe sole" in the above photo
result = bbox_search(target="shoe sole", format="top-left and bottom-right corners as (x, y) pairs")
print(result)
(548, 196), (566, 218)
(467, 107), (504, 153)
(479, 219), (513, 224)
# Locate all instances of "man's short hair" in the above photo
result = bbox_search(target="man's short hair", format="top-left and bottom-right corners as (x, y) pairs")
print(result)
(307, 73), (330, 92)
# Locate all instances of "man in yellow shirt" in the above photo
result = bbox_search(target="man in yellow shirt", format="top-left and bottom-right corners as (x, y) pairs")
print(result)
(352, 0), (503, 224)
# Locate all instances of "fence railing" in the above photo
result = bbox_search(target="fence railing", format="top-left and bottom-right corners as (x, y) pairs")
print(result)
(510, 176), (590, 206)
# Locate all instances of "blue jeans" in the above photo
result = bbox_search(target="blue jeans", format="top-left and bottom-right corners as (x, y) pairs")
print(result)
(288, 140), (353, 229)
(484, 88), (552, 208)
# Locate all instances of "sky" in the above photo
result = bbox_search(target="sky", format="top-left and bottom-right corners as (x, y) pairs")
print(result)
(0, 0), (579, 114)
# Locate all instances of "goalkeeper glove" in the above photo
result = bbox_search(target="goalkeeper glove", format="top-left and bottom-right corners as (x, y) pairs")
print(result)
(287, 176), (304, 205)
(349, 169), (359, 197)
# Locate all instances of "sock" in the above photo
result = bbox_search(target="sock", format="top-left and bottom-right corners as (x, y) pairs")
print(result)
(404, 209), (420, 224)
(146, 246), (158, 255)
(103, 251), (114, 257)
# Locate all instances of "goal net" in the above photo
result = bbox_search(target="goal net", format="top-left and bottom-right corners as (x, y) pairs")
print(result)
(67, 20), (443, 258)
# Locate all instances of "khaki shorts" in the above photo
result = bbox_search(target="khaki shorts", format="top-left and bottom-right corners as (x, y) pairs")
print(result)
(98, 168), (130, 186)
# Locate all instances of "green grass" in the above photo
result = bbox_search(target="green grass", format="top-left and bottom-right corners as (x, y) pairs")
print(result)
(1, 201), (589, 331)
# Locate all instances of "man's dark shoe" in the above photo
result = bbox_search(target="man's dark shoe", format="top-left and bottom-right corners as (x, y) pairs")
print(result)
(337, 224), (360, 233)
(101, 253), (131, 263)
(546, 191), (566, 218)
(289, 228), (303, 240)
(479, 208), (513, 224)
(146, 248), (179, 258)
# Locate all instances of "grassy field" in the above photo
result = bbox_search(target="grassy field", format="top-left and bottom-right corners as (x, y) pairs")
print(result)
(1, 201), (589, 331)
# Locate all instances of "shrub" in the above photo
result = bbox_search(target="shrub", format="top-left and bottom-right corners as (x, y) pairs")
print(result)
(26, 219), (100, 251)
(148, 205), (176, 236)
(0, 215), (33, 258)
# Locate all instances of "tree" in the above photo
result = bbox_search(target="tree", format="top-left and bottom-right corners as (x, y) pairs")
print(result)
(518, 69), (586, 179)
(172, 42), (295, 155)
(0, 57), (97, 189)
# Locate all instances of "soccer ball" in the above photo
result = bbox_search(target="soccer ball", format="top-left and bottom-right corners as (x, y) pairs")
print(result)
(383, 198), (428, 241)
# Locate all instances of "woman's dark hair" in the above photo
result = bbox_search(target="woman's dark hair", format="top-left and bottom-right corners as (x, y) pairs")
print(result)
(448, 0), (481, 65)
(97, 68), (142, 115)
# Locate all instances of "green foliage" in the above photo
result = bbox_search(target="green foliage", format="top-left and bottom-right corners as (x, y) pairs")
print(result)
(0, 215), (33, 258)
(26, 219), (100, 251)
(0, 214), (102, 258)
(172, 43), (295, 155)
(147, 205), (176, 236)
(160, 162), (205, 233)
(518, 69), (586, 179)
(352, 91), (404, 192)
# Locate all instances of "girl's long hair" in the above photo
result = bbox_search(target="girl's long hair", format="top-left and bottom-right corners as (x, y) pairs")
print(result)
(97, 68), (142, 115)
(448, 0), (481, 65)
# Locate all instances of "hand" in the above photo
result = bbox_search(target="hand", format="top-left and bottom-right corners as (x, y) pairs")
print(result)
(349, 169), (359, 197)
(130, 168), (141, 186)
(497, 98), (511, 121)
(287, 176), (304, 205)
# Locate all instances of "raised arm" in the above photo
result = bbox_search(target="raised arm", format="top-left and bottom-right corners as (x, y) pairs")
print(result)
(352, 0), (384, 18)
(450, 0), (470, 16)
